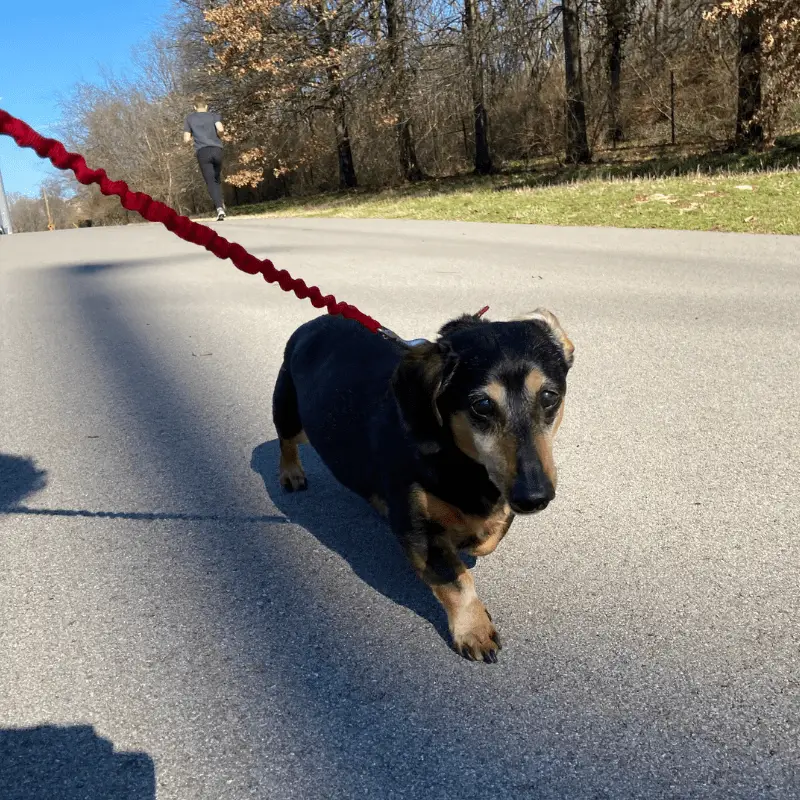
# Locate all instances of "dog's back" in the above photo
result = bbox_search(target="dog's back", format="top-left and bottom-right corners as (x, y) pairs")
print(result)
(274, 315), (405, 499)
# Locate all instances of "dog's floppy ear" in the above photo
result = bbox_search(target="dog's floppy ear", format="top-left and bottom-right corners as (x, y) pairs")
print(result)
(527, 308), (575, 368)
(392, 341), (459, 453)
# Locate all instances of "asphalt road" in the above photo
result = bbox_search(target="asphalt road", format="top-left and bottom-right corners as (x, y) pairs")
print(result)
(1, 219), (798, 800)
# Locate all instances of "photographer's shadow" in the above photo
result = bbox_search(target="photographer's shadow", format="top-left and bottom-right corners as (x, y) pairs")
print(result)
(0, 453), (47, 509)
(0, 724), (155, 800)
(251, 441), (450, 641)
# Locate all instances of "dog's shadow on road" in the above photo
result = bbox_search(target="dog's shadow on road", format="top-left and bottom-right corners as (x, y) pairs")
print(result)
(251, 441), (450, 642)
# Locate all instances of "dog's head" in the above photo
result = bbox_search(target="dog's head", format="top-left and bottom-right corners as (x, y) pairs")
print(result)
(392, 310), (574, 514)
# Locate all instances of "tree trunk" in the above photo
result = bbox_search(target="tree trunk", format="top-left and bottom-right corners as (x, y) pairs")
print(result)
(397, 118), (425, 181)
(464, 0), (493, 174)
(385, 0), (425, 181)
(653, 0), (662, 51)
(736, 5), (764, 148)
(561, 0), (591, 164)
(333, 93), (358, 189)
(368, 0), (382, 43)
(314, 0), (358, 189)
(608, 27), (623, 144)
(606, 2), (625, 145)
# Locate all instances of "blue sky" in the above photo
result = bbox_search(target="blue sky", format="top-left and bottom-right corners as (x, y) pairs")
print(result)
(0, 0), (173, 196)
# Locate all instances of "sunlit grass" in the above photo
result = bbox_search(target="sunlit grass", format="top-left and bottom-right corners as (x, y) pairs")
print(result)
(228, 141), (800, 234)
(230, 169), (800, 234)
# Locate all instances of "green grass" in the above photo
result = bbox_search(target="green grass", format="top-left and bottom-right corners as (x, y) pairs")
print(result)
(229, 141), (800, 235)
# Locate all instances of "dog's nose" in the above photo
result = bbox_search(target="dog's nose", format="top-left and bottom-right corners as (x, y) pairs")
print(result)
(509, 485), (554, 514)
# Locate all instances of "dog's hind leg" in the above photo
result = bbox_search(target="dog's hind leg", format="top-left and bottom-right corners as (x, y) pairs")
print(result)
(273, 364), (308, 492)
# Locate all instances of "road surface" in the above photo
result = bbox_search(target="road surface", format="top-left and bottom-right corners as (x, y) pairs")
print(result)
(1, 219), (798, 799)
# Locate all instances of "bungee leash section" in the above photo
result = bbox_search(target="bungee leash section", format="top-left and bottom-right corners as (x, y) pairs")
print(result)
(0, 108), (386, 328)
(0, 108), (490, 349)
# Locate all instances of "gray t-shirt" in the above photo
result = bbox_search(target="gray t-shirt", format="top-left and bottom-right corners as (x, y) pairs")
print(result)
(184, 111), (223, 151)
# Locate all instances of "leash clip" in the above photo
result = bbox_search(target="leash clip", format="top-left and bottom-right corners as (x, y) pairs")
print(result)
(378, 327), (430, 348)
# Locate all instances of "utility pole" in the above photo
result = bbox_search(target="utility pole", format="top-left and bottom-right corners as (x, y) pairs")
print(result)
(0, 162), (12, 235)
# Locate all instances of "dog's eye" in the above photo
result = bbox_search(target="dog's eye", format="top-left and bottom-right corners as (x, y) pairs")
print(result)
(539, 390), (560, 410)
(470, 397), (494, 418)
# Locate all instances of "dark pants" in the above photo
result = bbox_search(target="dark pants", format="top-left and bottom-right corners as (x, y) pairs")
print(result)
(196, 146), (224, 209)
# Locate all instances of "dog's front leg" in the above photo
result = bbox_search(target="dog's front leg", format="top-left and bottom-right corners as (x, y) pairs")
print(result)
(403, 527), (501, 663)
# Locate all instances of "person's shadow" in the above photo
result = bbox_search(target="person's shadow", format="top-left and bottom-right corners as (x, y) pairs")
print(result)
(0, 724), (155, 800)
(251, 441), (455, 641)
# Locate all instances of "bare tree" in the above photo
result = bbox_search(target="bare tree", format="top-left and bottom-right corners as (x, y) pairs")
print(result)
(201, 0), (365, 189)
(464, 0), (494, 173)
(384, 0), (426, 180)
(42, 0), (799, 219)
(7, 180), (77, 233)
(706, 0), (800, 142)
(561, 0), (591, 163)
(8, 194), (49, 233)
(601, 0), (633, 144)
(735, 4), (764, 146)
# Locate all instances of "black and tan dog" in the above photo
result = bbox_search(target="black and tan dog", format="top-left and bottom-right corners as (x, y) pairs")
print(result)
(272, 309), (574, 662)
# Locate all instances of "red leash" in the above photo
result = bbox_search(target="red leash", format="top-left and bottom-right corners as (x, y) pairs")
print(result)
(0, 108), (382, 333)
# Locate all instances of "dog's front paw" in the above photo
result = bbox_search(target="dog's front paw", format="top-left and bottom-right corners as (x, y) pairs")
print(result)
(279, 465), (308, 492)
(451, 601), (502, 663)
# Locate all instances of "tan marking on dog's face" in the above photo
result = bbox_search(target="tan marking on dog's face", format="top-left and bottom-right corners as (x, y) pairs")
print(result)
(551, 400), (565, 436)
(524, 369), (546, 397)
(450, 411), (480, 461)
(485, 381), (507, 407)
(533, 429), (558, 489)
(453, 417), (517, 492)
(493, 430), (518, 486)
(531, 399), (565, 490)
(449, 383), (518, 492)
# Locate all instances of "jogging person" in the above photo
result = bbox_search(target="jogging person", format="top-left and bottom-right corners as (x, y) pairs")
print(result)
(184, 98), (226, 221)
